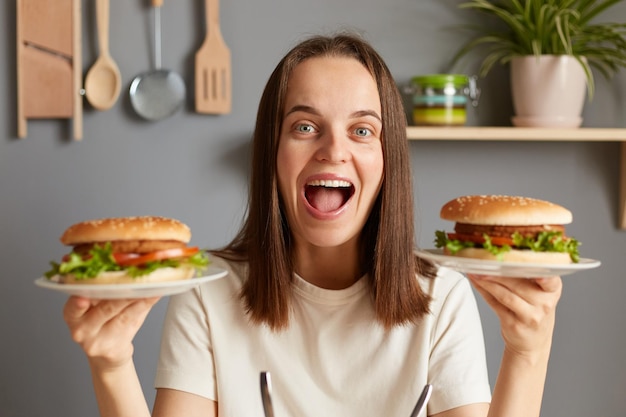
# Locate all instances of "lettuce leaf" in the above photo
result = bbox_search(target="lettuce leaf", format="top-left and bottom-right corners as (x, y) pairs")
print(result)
(434, 230), (580, 262)
(512, 231), (580, 262)
(44, 243), (210, 280)
(482, 234), (512, 259)
(434, 230), (475, 253)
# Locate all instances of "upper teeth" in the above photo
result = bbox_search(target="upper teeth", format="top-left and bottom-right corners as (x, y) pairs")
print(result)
(307, 179), (351, 188)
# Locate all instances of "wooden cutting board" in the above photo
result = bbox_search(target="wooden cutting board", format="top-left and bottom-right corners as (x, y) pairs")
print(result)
(17, 0), (82, 139)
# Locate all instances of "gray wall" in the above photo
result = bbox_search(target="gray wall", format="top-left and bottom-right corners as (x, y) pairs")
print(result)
(2, 1), (625, 416)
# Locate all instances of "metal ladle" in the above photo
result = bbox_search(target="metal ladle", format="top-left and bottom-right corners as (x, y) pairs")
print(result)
(129, 0), (185, 121)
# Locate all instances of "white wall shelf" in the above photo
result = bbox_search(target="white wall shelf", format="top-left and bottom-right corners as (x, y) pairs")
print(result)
(406, 126), (626, 230)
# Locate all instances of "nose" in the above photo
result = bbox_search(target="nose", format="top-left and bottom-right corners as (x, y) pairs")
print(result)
(315, 127), (350, 163)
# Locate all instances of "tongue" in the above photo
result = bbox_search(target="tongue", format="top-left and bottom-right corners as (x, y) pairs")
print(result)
(307, 187), (345, 212)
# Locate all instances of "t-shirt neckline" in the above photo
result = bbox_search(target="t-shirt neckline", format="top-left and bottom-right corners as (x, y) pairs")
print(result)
(292, 273), (368, 305)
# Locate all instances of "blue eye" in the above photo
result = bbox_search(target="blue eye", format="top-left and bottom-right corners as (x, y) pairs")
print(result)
(355, 127), (371, 137)
(296, 123), (315, 133)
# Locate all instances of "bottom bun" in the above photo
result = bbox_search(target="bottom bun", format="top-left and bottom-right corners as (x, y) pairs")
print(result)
(59, 267), (196, 285)
(445, 248), (572, 264)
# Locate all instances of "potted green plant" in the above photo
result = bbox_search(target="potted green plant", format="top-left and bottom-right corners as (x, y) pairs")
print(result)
(451, 0), (626, 127)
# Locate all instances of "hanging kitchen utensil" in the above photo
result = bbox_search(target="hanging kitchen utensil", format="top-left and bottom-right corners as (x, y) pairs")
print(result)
(195, 0), (231, 114)
(84, 0), (121, 111)
(17, 0), (82, 139)
(129, 0), (186, 121)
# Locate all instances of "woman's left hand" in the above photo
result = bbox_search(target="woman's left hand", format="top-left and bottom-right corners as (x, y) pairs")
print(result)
(467, 274), (563, 357)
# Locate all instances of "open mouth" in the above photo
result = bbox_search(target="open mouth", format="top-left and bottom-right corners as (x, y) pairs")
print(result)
(305, 179), (355, 213)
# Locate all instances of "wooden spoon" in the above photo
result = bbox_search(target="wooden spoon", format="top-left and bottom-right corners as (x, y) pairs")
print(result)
(85, 0), (121, 111)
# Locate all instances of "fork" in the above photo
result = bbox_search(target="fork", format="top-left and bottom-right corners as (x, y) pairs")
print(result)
(260, 371), (276, 417)
(260, 371), (431, 417)
(409, 384), (433, 417)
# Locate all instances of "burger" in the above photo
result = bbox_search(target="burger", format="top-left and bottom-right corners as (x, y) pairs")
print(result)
(44, 216), (210, 284)
(434, 195), (580, 264)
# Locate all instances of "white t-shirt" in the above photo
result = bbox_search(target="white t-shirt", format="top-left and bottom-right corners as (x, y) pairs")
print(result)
(155, 256), (491, 416)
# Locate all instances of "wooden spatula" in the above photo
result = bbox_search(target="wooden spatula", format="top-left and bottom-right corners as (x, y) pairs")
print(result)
(195, 0), (231, 114)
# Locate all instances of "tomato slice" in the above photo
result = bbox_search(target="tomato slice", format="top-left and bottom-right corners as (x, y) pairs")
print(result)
(448, 233), (515, 247)
(111, 252), (141, 264)
(113, 246), (200, 266)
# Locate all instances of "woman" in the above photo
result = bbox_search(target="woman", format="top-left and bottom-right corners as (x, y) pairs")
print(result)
(63, 33), (562, 417)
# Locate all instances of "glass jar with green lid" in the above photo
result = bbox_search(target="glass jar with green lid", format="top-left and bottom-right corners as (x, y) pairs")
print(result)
(410, 74), (480, 126)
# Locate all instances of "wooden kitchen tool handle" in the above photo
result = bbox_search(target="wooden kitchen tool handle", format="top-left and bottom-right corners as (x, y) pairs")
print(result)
(207, 0), (219, 27)
(96, 0), (110, 54)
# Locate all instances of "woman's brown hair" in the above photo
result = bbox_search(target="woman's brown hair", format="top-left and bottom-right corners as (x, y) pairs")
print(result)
(212, 32), (435, 330)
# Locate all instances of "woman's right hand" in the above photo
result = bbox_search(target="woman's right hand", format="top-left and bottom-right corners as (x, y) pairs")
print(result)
(63, 296), (161, 370)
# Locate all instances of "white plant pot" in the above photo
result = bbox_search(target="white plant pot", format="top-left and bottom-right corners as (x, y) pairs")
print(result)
(510, 55), (587, 128)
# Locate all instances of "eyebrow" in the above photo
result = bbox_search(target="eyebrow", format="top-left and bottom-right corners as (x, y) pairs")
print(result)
(285, 105), (382, 122)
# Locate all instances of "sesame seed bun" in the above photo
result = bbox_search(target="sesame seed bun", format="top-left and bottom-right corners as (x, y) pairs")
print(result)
(440, 195), (572, 226)
(60, 216), (191, 245)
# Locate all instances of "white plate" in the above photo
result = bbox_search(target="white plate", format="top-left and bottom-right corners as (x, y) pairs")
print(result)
(416, 249), (600, 278)
(34, 266), (228, 299)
